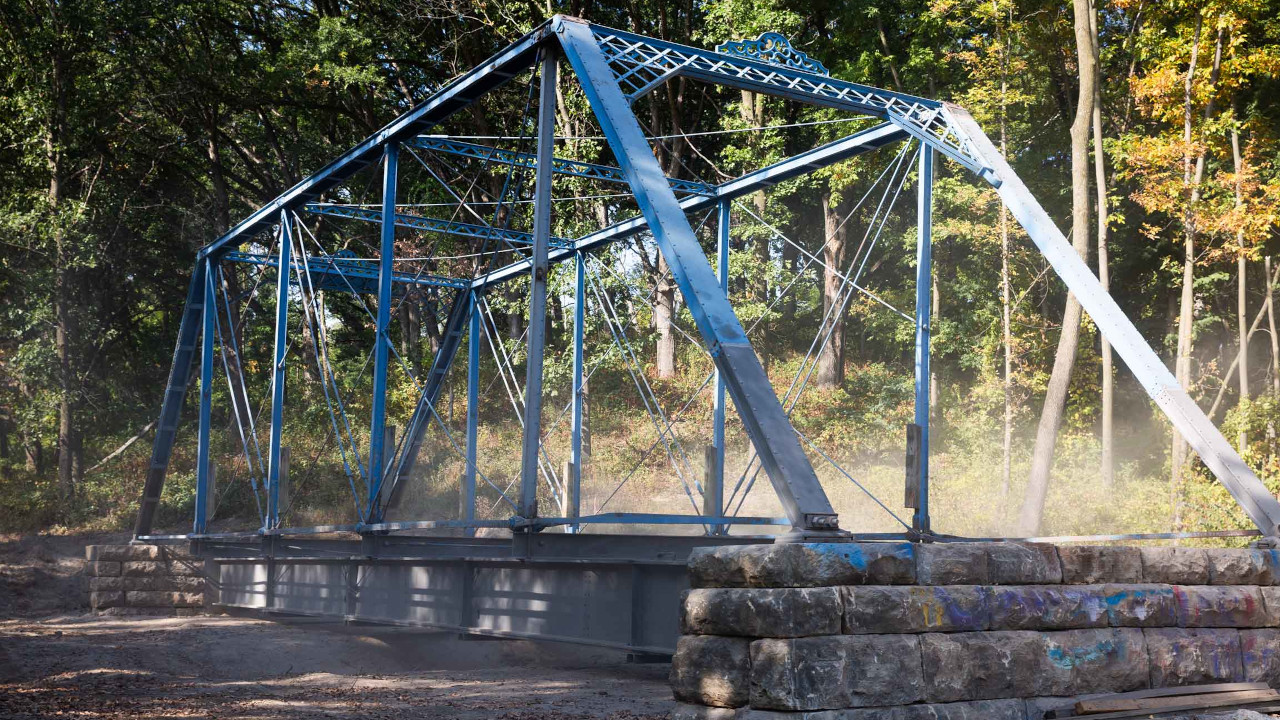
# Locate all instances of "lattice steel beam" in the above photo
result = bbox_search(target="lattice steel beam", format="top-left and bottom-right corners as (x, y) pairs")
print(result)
(304, 203), (573, 249)
(410, 136), (712, 196)
(224, 251), (467, 292)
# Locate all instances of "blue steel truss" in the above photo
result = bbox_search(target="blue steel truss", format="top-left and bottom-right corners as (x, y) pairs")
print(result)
(134, 17), (1280, 543)
(410, 137), (712, 196)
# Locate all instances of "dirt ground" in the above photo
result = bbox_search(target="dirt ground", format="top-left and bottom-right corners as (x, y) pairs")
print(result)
(0, 534), (674, 720)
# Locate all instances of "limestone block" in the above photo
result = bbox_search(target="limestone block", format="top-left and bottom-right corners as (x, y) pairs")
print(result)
(749, 635), (923, 710)
(671, 703), (741, 720)
(916, 544), (989, 585)
(125, 590), (174, 606)
(85, 545), (129, 563)
(1205, 549), (1275, 586)
(1144, 628), (1244, 686)
(122, 561), (166, 577)
(1059, 546), (1143, 584)
(1173, 586), (1267, 628)
(1023, 697), (1078, 720)
(898, 699), (1026, 720)
(87, 576), (123, 592)
(987, 586), (1108, 631)
(1038, 628), (1149, 696)
(842, 586), (989, 634)
(738, 710), (849, 720)
(1262, 586), (1280, 626)
(671, 635), (752, 708)
(1240, 628), (1280, 687)
(920, 630), (1044, 702)
(123, 575), (205, 593)
(122, 545), (162, 561)
(1100, 584), (1179, 628)
(90, 591), (124, 609)
(682, 588), (842, 637)
(86, 561), (121, 577)
(688, 543), (915, 589)
(1141, 547), (1211, 585)
(987, 543), (1062, 585)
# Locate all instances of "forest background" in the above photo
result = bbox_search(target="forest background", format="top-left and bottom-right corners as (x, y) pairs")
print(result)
(2, 0), (1279, 540)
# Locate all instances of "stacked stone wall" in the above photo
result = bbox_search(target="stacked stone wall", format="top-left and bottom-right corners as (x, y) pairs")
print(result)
(84, 544), (207, 616)
(671, 542), (1280, 719)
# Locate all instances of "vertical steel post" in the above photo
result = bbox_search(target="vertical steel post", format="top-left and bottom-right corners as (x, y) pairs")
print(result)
(709, 200), (730, 533)
(519, 49), (557, 522)
(266, 211), (293, 530)
(194, 259), (215, 534)
(368, 142), (399, 521)
(465, 291), (479, 529)
(912, 142), (934, 535)
(569, 251), (585, 532)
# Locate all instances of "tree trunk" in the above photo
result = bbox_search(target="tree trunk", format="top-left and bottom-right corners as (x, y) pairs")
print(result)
(654, 253), (676, 378)
(47, 11), (80, 501)
(817, 191), (847, 389)
(401, 290), (422, 376)
(740, 91), (769, 309)
(1231, 110), (1248, 453)
(1018, 0), (1096, 536)
(1090, 0), (1114, 487)
(1268, 255), (1279, 395)
(1172, 22), (1222, 523)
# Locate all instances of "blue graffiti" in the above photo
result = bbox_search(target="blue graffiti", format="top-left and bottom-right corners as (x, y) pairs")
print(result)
(1046, 639), (1119, 670)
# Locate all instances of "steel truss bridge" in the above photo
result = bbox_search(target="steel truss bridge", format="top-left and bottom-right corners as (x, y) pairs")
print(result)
(132, 16), (1280, 653)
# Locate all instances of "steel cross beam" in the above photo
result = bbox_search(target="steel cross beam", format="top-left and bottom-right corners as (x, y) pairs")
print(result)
(224, 251), (467, 292)
(584, 23), (991, 179)
(409, 136), (712, 196)
(134, 261), (206, 536)
(556, 17), (838, 533)
(195, 23), (553, 262)
(471, 120), (908, 290)
(303, 203), (574, 249)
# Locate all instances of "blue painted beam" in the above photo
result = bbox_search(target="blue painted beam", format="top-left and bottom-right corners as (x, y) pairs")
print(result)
(134, 261), (206, 537)
(409, 136), (712, 196)
(518, 50), (558, 523)
(556, 17), (837, 533)
(196, 23), (552, 262)
(912, 143), (933, 535)
(943, 102), (1280, 536)
(464, 291), (480, 532)
(379, 289), (472, 513)
(224, 251), (467, 292)
(265, 212), (293, 530)
(367, 144), (399, 521)
(569, 252), (585, 532)
(472, 121), (908, 290)
(303, 203), (574, 249)
(709, 200), (729, 534)
(194, 260), (215, 534)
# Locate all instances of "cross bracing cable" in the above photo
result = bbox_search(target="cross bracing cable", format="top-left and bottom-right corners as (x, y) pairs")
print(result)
(474, 294), (567, 507)
(583, 260), (702, 519)
(212, 264), (267, 526)
(724, 143), (918, 520)
(287, 223), (369, 520)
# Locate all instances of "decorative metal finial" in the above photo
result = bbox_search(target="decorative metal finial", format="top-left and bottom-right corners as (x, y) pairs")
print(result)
(714, 32), (829, 76)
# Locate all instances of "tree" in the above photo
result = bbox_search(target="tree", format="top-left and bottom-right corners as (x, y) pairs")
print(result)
(1018, 0), (1099, 535)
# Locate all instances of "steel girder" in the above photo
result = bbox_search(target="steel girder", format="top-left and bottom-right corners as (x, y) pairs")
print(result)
(303, 203), (574, 249)
(409, 136), (712, 196)
(137, 13), (1280, 541)
(223, 250), (468, 292)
